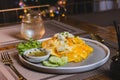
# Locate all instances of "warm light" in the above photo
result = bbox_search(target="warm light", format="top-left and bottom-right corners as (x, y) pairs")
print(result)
(62, 13), (65, 17)
(63, 1), (66, 4)
(58, 7), (60, 10)
(50, 13), (55, 17)
(49, 9), (53, 13)
(19, 15), (23, 19)
(58, 1), (63, 5)
(24, 9), (27, 13)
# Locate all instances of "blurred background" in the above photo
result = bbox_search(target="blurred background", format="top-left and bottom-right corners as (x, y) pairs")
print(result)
(0, 0), (120, 26)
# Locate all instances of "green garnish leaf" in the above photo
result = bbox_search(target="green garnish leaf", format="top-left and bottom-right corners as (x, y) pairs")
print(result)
(17, 39), (41, 55)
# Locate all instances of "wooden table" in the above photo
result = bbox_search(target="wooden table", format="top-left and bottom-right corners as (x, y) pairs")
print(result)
(0, 19), (118, 80)
(60, 17), (117, 43)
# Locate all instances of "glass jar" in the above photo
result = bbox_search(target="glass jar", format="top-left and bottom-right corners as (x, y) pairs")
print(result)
(21, 12), (45, 40)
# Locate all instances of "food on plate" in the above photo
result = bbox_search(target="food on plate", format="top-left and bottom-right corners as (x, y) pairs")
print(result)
(17, 32), (93, 67)
(27, 49), (47, 57)
(42, 56), (68, 67)
(42, 32), (93, 62)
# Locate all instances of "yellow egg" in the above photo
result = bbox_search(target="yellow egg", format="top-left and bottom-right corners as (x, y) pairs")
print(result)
(42, 35), (93, 62)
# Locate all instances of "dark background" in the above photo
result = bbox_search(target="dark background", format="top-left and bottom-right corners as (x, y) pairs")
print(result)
(0, 0), (93, 24)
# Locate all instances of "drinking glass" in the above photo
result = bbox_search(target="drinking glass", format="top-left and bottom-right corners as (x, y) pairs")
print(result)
(21, 13), (45, 40)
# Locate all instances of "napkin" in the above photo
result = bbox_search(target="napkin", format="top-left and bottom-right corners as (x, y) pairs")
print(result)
(0, 63), (15, 80)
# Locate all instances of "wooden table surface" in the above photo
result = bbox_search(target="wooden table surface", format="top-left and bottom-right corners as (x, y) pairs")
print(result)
(60, 17), (117, 43)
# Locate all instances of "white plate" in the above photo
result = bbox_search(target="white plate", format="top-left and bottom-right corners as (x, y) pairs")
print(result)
(18, 38), (110, 74)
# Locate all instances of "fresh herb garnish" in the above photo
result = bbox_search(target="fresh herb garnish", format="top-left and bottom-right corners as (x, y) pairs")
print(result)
(17, 39), (41, 55)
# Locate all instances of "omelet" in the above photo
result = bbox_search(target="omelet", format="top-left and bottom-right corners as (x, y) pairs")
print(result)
(42, 32), (93, 62)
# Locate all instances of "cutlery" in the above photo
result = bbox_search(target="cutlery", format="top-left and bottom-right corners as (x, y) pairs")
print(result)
(111, 21), (120, 60)
(113, 21), (120, 57)
(1, 52), (27, 80)
(90, 33), (116, 49)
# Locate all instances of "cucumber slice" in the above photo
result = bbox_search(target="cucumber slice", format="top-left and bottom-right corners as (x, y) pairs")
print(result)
(59, 56), (68, 66)
(49, 56), (61, 64)
(42, 61), (59, 67)
(42, 56), (68, 67)
(49, 56), (68, 66)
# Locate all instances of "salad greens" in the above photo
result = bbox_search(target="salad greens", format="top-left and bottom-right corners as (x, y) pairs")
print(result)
(17, 39), (41, 55)
(42, 56), (68, 67)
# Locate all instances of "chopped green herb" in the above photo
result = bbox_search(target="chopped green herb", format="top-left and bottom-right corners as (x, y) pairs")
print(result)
(17, 39), (41, 55)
